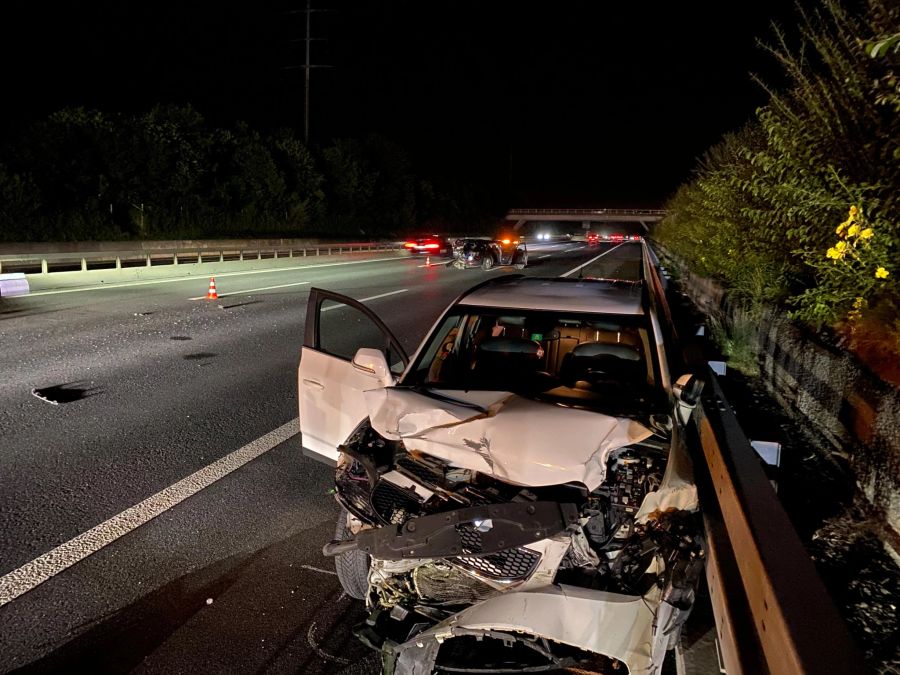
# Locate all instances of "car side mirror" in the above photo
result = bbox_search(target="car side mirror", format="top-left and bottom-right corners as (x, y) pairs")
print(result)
(674, 373), (704, 406)
(673, 373), (704, 425)
(352, 348), (392, 383)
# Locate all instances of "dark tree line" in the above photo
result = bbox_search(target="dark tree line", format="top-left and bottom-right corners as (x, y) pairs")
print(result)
(0, 105), (497, 242)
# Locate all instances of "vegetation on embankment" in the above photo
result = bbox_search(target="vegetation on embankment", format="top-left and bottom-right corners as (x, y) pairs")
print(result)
(656, 0), (899, 381)
(0, 107), (499, 243)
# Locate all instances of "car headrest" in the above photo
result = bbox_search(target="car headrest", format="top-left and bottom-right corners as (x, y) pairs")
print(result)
(570, 341), (641, 361)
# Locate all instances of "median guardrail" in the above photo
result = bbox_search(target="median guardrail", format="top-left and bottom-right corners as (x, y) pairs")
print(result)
(692, 370), (863, 674)
(0, 240), (401, 275)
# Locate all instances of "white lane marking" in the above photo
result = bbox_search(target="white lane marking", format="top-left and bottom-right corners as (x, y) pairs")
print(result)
(300, 564), (338, 576)
(188, 281), (310, 301)
(560, 243), (625, 278)
(537, 254), (552, 259)
(0, 418), (300, 607)
(23, 256), (408, 297)
(321, 289), (408, 311)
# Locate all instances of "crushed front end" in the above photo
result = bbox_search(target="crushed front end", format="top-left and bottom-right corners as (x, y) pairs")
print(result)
(324, 410), (704, 674)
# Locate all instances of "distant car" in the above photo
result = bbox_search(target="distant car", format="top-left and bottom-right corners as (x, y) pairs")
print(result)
(452, 237), (527, 270)
(403, 234), (452, 257)
(586, 232), (599, 245)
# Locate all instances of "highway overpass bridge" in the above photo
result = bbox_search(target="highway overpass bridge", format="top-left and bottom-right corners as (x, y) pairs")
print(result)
(507, 208), (666, 232)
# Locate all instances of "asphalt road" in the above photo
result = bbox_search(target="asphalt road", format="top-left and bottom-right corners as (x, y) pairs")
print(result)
(0, 241), (640, 674)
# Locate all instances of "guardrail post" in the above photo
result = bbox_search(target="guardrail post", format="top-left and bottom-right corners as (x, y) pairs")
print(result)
(239, 250), (244, 261)
(146, 254), (151, 267)
(41, 259), (48, 274)
(328, 247), (332, 255)
(173, 253), (178, 265)
(303, 248), (307, 257)
(219, 251), (224, 263)
(274, 250), (278, 260)
(82, 258), (88, 272)
(257, 250), (261, 260)
(197, 252), (202, 264)
(289, 249), (293, 258)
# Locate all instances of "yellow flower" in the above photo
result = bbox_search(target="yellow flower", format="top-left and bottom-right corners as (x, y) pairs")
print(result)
(847, 224), (860, 237)
(836, 222), (847, 235)
(826, 247), (840, 260)
(835, 241), (848, 252)
(859, 228), (874, 240)
(875, 267), (889, 279)
(849, 205), (859, 217)
(852, 297), (865, 309)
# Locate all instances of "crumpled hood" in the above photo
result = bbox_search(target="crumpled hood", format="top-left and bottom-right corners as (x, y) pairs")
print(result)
(364, 388), (653, 491)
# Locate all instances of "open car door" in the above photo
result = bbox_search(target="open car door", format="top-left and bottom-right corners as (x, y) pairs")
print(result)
(298, 288), (408, 465)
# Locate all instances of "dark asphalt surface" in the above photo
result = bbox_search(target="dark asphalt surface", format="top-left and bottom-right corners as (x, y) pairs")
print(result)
(0, 241), (635, 673)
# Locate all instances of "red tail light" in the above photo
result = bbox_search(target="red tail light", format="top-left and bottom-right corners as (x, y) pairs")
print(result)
(404, 241), (416, 248)
(424, 243), (440, 249)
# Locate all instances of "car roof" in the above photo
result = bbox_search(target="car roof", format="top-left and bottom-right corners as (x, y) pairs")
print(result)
(457, 277), (645, 315)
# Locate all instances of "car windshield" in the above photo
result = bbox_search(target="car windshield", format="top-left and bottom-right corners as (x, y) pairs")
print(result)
(402, 307), (666, 414)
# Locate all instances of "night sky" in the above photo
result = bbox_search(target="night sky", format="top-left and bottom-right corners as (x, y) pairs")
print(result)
(2, 1), (798, 208)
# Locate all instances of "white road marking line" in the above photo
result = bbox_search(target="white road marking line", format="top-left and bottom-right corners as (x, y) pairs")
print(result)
(537, 254), (552, 259)
(560, 243), (625, 278)
(0, 418), (300, 607)
(300, 564), (338, 576)
(321, 288), (408, 311)
(416, 259), (453, 268)
(188, 281), (310, 301)
(23, 256), (408, 298)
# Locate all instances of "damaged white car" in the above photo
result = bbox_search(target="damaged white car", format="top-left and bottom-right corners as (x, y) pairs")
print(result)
(298, 273), (705, 674)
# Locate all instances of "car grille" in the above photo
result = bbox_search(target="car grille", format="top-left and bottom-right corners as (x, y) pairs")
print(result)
(452, 522), (541, 581)
(454, 547), (542, 582)
(371, 479), (420, 525)
(335, 462), (375, 522)
(395, 456), (442, 486)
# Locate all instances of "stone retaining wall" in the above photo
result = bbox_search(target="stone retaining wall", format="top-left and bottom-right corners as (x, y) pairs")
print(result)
(660, 248), (900, 551)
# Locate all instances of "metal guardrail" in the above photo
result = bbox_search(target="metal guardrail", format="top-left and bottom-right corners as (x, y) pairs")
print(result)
(0, 241), (401, 275)
(692, 370), (864, 674)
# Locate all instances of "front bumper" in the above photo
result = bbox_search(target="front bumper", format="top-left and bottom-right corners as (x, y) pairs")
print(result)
(386, 584), (678, 675)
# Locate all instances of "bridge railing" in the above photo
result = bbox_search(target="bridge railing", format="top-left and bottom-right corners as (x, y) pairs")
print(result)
(507, 208), (667, 216)
(690, 369), (864, 674)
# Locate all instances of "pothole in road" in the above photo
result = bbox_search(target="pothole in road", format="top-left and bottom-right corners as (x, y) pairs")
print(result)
(31, 382), (103, 405)
(183, 352), (217, 361)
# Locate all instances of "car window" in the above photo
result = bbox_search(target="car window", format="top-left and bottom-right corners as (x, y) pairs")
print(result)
(403, 307), (665, 414)
(318, 299), (395, 363)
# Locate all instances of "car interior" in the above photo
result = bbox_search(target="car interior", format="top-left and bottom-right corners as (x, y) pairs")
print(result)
(420, 311), (656, 399)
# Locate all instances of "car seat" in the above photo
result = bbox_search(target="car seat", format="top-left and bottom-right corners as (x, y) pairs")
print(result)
(559, 341), (644, 388)
(472, 337), (547, 384)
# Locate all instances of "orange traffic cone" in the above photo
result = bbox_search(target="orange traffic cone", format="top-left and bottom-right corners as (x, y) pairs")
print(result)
(425, 256), (431, 267)
(206, 277), (218, 300)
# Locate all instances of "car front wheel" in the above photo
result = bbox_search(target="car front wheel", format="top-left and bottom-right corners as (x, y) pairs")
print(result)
(333, 507), (370, 600)
(514, 251), (528, 270)
(481, 255), (494, 271)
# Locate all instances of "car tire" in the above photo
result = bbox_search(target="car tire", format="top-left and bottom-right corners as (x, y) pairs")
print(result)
(514, 251), (528, 270)
(481, 255), (494, 271)
(333, 507), (370, 600)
